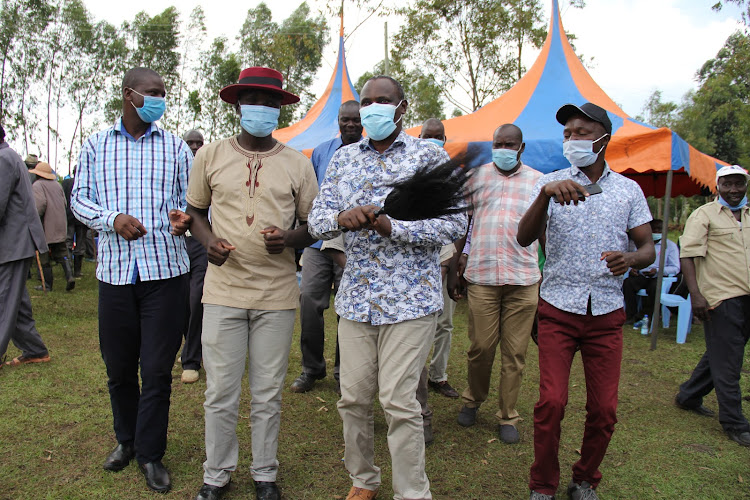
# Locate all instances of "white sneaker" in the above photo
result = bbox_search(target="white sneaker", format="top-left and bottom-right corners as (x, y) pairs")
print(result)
(181, 369), (199, 384)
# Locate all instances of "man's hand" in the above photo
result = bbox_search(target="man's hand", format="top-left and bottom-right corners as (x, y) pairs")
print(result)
(168, 209), (192, 236)
(691, 292), (710, 322)
(207, 237), (236, 266)
(261, 226), (287, 254)
(113, 214), (147, 241)
(601, 251), (630, 276)
(337, 205), (377, 229)
(447, 253), (468, 301)
(642, 268), (657, 277)
(542, 180), (588, 205)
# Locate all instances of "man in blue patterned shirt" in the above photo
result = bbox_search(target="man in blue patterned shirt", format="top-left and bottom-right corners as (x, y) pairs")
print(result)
(71, 67), (192, 494)
(517, 103), (654, 500)
(309, 76), (466, 500)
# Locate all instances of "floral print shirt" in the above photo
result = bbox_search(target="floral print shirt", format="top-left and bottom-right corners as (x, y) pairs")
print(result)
(531, 163), (651, 316)
(308, 132), (468, 325)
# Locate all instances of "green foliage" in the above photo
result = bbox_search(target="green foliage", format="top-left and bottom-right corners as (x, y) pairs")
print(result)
(196, 36), (241, 142)
(676, 31), (750, 166)
(635, 90), (679, 129)
(238, 2), (329, 128)
(393, 0), (546, 113)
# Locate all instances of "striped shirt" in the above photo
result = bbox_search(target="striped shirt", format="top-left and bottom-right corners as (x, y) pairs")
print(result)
(464, 162), (542, 286)
(71, 119), (192, 285)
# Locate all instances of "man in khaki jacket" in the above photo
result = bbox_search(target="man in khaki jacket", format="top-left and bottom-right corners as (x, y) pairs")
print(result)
(676, 165), (750, 447)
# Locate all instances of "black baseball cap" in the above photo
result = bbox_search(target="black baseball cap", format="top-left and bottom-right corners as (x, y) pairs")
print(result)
(556, 102), (612, 135)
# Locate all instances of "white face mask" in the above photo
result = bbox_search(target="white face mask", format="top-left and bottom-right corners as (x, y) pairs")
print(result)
(562, 134), (608, 167)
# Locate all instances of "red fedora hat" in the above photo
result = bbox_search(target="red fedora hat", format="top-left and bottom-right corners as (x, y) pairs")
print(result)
(219, 67), (300, 106)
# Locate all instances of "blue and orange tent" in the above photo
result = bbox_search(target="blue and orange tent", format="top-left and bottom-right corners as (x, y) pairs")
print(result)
(405, 0), (726, 197)
(273, 17), (359, 155)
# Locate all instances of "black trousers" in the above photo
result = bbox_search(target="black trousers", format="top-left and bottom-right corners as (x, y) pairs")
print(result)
(678, 295), (750, 433)
(622, 275), (656, 320)
(99, 274), (188, 463)
(181, 236), (207, 370)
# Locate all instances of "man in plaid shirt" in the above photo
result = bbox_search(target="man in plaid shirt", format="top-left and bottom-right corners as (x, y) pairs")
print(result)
(449, 124), (542, 445)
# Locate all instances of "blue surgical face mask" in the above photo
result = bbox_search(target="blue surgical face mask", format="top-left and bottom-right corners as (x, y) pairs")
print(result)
(492, 148), (520, 171)
(652, 233), (662, 241)
(129, 89), (166, 123)
(424, 138), (445, 148)
(562, 134), (608, 168)
(718, 195), (748, 211)
(240, 105), (280, 137)
(360, 100), (403, 141)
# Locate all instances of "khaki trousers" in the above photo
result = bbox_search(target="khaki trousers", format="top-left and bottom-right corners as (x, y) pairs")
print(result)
(338, 314), (436, 500)
(462, 283), (539, 426)
(201, 305), (295, 486)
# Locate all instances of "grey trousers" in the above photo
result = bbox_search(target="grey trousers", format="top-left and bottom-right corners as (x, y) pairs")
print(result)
(428, 279), (456, 383)
(201, 305), (295, 486)
(0, 258), (48, 359)
(298, 247), (342, 378)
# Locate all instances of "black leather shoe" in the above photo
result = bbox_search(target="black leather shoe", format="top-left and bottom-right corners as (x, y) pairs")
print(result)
(103, 443), (135, 471)
(428, 379), (460, 398)
(290, 372), (323, 393)
(196, 482), (230, 500)
(727, 430), (750, 447)
(254, 480), (280, 500)
(674, 395), (715, 417)
(139, 461), (171, 493)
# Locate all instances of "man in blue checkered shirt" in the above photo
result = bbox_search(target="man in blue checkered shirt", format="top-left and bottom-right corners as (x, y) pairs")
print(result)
(71, 67), (192, 494)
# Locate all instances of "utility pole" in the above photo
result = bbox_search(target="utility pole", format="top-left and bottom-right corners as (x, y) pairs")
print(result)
(384, 22), (389, 76)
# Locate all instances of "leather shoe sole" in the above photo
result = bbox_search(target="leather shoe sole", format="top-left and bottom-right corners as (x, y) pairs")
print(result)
(674, 395), (715, 417)
(140, 461), (171, 493)
(103, 443), (135, 471)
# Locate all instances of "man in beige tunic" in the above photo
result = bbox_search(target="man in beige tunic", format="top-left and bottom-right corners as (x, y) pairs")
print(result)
(171, 67), (318, 500)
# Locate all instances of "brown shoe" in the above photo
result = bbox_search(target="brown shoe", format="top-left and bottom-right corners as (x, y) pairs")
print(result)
(346, 486), (378, 500)
(428, 379), (459, 398)
(6, 354), (51, 366)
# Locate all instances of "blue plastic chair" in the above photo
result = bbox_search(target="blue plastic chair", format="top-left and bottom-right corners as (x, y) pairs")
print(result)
(660, 293), (692, 344)
(635, 277), (676, 333)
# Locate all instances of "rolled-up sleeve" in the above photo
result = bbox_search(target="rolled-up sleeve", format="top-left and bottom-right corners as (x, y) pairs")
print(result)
(679, 208), (709, 259)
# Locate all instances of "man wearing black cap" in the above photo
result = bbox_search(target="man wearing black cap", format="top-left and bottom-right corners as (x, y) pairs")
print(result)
(518, 102), (655, 500)
(170, 66), (318, 500)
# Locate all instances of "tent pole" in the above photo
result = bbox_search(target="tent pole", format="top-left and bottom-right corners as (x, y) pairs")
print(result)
(650, 168), (673, 350)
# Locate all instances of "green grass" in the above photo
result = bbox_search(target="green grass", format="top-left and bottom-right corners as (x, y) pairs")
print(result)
(1, 262), (748, 499)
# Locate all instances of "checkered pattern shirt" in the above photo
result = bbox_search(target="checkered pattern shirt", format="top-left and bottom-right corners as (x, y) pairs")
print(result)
(464, 162), (542, 286)
(71, 119), (192, 285)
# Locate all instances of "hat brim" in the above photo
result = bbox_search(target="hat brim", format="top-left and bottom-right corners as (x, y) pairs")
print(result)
(29, 169), (56, 180)
(556, 104), (612, 134)
(219, 83), (300, 106)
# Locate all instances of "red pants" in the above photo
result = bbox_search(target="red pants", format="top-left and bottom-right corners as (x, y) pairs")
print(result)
(529, 299), (625, 495)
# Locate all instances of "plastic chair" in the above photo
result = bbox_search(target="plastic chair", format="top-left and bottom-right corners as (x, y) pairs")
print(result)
(635, 276), (676, 322)
(660, 293), (692, 344)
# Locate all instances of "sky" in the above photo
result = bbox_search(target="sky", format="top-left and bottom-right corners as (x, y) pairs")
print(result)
(86, 0), (745, 118)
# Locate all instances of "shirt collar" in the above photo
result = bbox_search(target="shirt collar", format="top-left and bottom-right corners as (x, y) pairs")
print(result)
(113, 118), (161, 141)
(570, 161), (611, 182)
(358, 130), (408, 153)
(712, 198), (750, 216)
